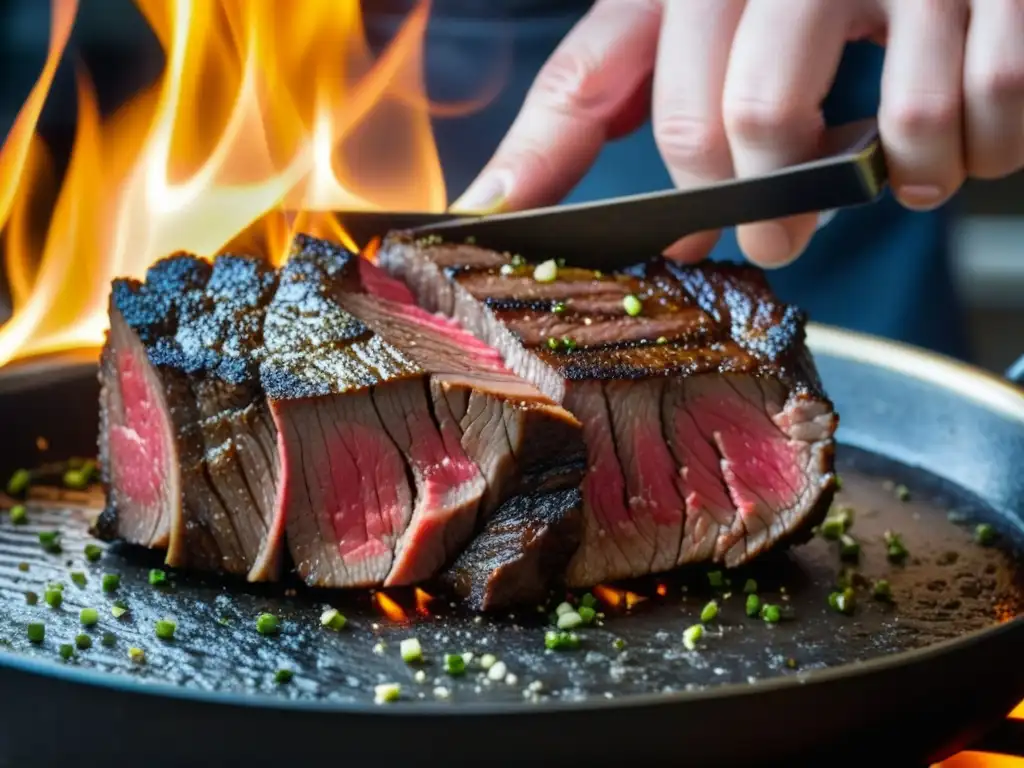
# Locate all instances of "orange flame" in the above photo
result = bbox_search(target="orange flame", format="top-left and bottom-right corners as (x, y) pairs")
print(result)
(0, 0), (461, 366)
(414, 587), (433, 615)
(374, 592), (408, 623)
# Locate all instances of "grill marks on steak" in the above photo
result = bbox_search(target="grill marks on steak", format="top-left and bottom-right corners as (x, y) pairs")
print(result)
(378, 236), (838, 586)
(97, 254), (283, 580)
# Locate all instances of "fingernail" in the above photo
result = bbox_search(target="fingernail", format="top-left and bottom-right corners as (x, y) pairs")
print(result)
(815, 209), (837, 230)
(897, 185), (945, 211)
(450, 171), (510, 214)
(745, 221), (793, 267)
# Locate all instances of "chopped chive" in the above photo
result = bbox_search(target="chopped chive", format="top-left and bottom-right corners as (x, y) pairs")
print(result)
(839, 533), (860, 562)
(556, 258), (566, 268)
(656, 336), (668, 345)
(499, 263), (516, 276)
(561, 336), (577, 352)
(894, 484), (910, 501)
(835, 474), (843, 490)
(552, 301), (566, 315)
(255, 613), (279, 635)
(111, 600), (128, 619)
(400, 638), (423, 664)
(872, 579), (893, 602)
(44, 588), (62, 609)
(274, 668), (293, 684)
(828, 587), (856, 615)
(479, 653), (497, 670)
(532, 259), (558, 283)
(707, 570), (724, 588)
(101, 573), (120, 592)
(155, 618), (176, 640)
(83, 543), (102, 562)
(700, 600), (719, 623)
(128, 647), (145, 664)
(820, 517), (844, 540)
(884, 530), (908, 563)
(743, 578), (758, 594)
(556, 610), (583, 630)
(762, 604), (781, 624)
(148, 569), (167, 586)
(9, 505), (26, 525)
(75, 633), (92, 651)
(79, 460), (98, 481)
(25, 591), (37, 606)
(510, 254), (525, 267)
(443, 653), (466, 675)
(101, 632), (116, 647)
(374, 683), (401, 704)
(546, 337), (559, 351)
(48, 582), (64, 592)
(27, 622), (44, 643)
(612, 637), (625, 651)
(745, 593), (761, 617)
(682, 624), (704, 651)
(37, 531), (61, 554)
(578, 605), (597, 625)
(79, 608), (99, 627)
(554, 601), (574, 616)
(70, 571), (87, 588)
(59, 644), (74, 661)
(320, 608), (347, 631)
(579, 592), (598, 609)
(545, 630), (581, 651)
(622, 294), (642, 317)
(6, 469), (31, 497)
(17, 562), (28, 572)
(785, 657), (799, 670)
(974, 523), (997, 546)
(62, 469), (88, 490)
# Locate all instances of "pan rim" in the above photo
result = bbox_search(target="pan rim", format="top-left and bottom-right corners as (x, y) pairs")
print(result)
(1, 325), (1023, 715)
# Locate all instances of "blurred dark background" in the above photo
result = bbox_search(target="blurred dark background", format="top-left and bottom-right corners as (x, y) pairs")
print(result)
(0, 0), (1021, 373)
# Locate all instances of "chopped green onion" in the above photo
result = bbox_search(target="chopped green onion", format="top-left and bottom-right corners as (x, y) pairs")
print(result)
(479, 653), (497, 670)
(48, 581), (64, 592)
(400, 638), (423, 664)
(762, 604), (781, 624)
(835, 474), (843, 490)
(9, 505), (26, 525)
(6, 469), (31, 497)
(25, 591), (37, 606)
(148, 568), (167, 586)
(79, 608), (99, 627)
(101, 632), (116, 647)
(75, 633), (92, 651)
(700, 600), (719, 623)
(554, 601), (574, 616)
(101, 573), (120, 592)
(59, 643), (74, 661)
(622, 294), (642, 317)
(828, 587), (856, 615)
(443, 653), (466, 675)
(545, 630), (581, 651)
(374, 683), (401, 704)
(320, 608), (347, 631)
(884, 530), (908, 563)
(556, 610), (583, 630)
(63, 469), (88, 490)
(255, 613), (279, 635)
(70, 571), (87, 588)
(612, 637), (625, 651)
(561, 336), (577, 352)
(533, 259), (558, 283)
(839, 533), (860, 562)
(38, 530), (61, 553)
(579, 592), (598, 609)
(27, 622), (44, 643)
(128, 647), (145, 664)
(274, 669), (293, 684)
(111, 600), (128, 619)
(785, 657), (799, 670)
(83, 543), (102, 562)
(552, 301), (566, 314)
(655, 336), (668, 345)
(872, 579), (893, 602)
(894, 484), (910, 501)
(820, 517), (844, 540)
(546, 337), (559, 351)
(44, 588), (62, 609)
(578, 605), (597, 625)
(743, 578), (758, 594)
(155, 618), (176, 640)
(745, 593), (761, 617)
(707, 570), (724, 588)
(510, 253), (525, 267)
(975, 523), (997, 546)
(682, 624), (704, 651)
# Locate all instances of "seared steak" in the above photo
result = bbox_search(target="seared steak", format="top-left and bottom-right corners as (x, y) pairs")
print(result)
(378, 235), (839, 587)
(97, 254), (282, 581)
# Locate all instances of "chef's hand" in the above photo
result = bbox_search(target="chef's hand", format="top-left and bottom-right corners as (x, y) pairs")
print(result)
(450, 0), (1024, 268)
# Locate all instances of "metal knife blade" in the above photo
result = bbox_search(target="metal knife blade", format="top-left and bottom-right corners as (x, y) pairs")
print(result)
(337, 117), (886, 269)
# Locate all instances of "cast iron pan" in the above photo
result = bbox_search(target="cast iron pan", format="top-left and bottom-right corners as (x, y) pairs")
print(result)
(1, 328), (1023, 768)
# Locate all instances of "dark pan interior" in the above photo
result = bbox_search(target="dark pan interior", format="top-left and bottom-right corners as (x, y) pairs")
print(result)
(2, 330), (1024, 767)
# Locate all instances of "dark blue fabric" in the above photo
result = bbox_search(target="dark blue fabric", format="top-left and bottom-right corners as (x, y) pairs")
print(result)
(366, 8), (970, 360)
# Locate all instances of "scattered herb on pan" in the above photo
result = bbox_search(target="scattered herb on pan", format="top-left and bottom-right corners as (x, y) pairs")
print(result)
(579, 592), (598, 609)
(745, 593), (761, 617)
(655, 336), (668, 345)
(111, 600), (128, 619)
(44, 587), (62, 609)
(155, 618), (177, 640)
(101, 573), (120, 592)
(17, 562), (28, 572)
(546, 336), (559, 351)
(839, 533), (860, 562)
(374, 683), (401, 704)
(682, 624), (704, 651)
(499, 263), (516, 276)
(255, 613), (279, 635)
(148, 568), (168, 586)
(974, 523), (997, 546)
(785, 657), (799, 670)
(761, 604), (782, 624)
(274, 669), (293, 684)
(700, 600), (719, 623)
(828, 588), (856, 615)
(62, 468), (90, 490)
(611, 637), (625, 651)
(79, 608), (99, 627)
(59, 644), (74, 661)
(9, 504), (26, 525)
(835, 475), (843, 490)
(26, 622), (44, 644)
(820, 506), (853, 540)
(545, 631), (581, 651)
(510, 254), (525, 267)
(556, 609), (583, 630)
(552, 301), (566, 314)
(479, 653), (497, 670)
(872, 579), (893, 602)
(83, 543), (102, 562)
(75, 634), (92, 651)
(533, 259), (558, 283)
(894, 484), (910, 501)
(622, 294), (642, 317)
(577, 605), (597, 625)
(486, 661), (508, 682)
(38, 530), (61, 553)
(443, 653), (466, 675)
(561, 336), (577, 352)
(70, 571), (87, 588)
(707, 570), (724, 588)
(400, 638), (423, 664)
(320, 608), (347, 631)
(743, 579), (758, 594)
(24, 591), (37, 606)
(101, 632), (116, 648)
(884, 530), (909, 563)
(6, 468), (31, 497)
(128, 647), (145, 664)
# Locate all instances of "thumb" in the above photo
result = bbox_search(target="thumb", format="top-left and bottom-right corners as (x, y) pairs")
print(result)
(450, 0), (662, 213)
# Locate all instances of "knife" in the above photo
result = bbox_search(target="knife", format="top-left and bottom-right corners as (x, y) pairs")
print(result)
(338, 117), (886, 270)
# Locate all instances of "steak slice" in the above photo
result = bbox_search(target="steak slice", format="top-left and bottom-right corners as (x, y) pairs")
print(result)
(378, 236), (839, 586)
(262, 235), (586, 598)
(96, 253), (282, 581)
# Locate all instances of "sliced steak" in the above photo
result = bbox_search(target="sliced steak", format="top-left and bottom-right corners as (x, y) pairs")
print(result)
(378, 236), (839, 586)
(96, 253), (282, 581)
(261, 236), (586, 599)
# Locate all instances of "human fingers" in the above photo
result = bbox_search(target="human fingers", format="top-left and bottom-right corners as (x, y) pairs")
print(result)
(654, 0), (745, 263)
(722, 0), (851, 268)
(879, 0), (969, 210)
(449, 0), (663, 213)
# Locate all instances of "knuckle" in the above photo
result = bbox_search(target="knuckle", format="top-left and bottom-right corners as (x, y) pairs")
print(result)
(968, 65), (1024, 104)
(653, 113), (729, 172)
(881, 93), (961, 138)
(530, 47), (611, 117)
(722, 97), (817, 145)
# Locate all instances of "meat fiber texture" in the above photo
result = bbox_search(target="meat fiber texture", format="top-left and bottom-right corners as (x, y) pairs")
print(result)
(378, 235), (839, 588)
(97, 234), (586, 608)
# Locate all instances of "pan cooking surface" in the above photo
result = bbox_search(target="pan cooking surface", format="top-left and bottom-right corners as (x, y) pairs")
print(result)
(0, 446), (1020, 707)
